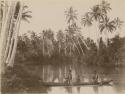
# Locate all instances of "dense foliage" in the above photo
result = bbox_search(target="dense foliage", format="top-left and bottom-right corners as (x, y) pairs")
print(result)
(16, 32), (125, 66)
(1, 0), (125, 93)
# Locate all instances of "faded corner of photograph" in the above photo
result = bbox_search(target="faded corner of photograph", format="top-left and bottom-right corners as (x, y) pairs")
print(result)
(0, 0), (125, 94)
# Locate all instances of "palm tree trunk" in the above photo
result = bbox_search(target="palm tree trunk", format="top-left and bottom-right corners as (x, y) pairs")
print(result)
(7, 1), (23, 67)
(79, 36), (89, 50)
(59, 42), (61, 54)
(64, 39), (67, 56)
(70, 44), (72, 56)
(5, 36), (14, 65)
(0, 1), (14, 74)
(42, 36), (44, 56)
(4, 6), (16, 64)
(76, 37), (84, 56)
(71, 37), (80, 55)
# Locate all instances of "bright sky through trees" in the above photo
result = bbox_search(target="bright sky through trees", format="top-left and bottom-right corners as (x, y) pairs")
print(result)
(20, 0), (125, 41)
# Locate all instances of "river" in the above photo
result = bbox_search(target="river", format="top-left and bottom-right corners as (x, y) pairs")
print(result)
(4, 64), (125, 94)
(23, 64), (125, 94)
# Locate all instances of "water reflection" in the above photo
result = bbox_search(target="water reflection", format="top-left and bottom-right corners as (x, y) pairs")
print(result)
(31, 64), (125, 94)
(77, 87), (80, 93)
(93, 86), (99, 94)
(64, 87), (72, 94)
(47, 86), (124, 94)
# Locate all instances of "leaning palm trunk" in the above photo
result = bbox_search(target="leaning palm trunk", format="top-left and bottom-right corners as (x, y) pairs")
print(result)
(0, 1), (23, 74)
(0, 2), (14, 90)
(76, 37), (84, 56)
(42, 36), (45, 56)
(7, 2), (23, 67)
(4, 3), (16, 64)
(0, 1), (14, 74)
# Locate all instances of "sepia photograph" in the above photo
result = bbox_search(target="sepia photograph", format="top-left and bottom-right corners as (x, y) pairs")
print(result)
(0, 0), (125, 94)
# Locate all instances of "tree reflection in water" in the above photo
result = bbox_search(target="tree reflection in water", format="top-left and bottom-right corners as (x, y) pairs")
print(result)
(64, 87), (72, 94)
(47, 85), (125, 94)
(77, 86), (80, 93)
(93, 86), (99, 94)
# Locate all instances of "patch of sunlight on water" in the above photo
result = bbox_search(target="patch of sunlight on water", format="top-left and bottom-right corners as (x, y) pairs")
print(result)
(47, 86), (124, 94)
(48, 87), (66, 94)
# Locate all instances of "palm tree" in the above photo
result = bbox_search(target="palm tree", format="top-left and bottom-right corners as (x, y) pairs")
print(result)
(82, 0), (123, 45)
(65, 6), (77, 25)
(82, 0), (111, 26)
(22, 5), (32, 23)
(56, 30), (65, 54)
(42, 29), (54, 57)
(81, 13), (93, 26)
(65, 6), (88, 56)
(114, 17), (124, 29)
(0, 1), (32, 73)
(99, 17), (116, 33)
(65, 7), (77, 56)
(6, 2), (32, 67)
(0, 1), (4, 34)
(100, 0), (111, 14)
(99, 16), (123, 44)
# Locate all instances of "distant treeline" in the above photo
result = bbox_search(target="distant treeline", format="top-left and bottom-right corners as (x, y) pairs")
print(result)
(3, 31), (125, 92)
(2, 0), (125, 93)
(15, 30), (125, 67)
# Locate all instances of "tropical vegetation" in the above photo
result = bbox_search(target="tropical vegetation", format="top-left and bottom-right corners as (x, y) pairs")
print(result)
(0, 0), (125, 93)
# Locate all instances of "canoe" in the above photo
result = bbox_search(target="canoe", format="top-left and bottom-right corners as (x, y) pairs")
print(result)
(42, 80), (113, 87)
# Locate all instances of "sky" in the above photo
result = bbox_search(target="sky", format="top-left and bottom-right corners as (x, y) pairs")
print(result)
(20, 0), (125, 41)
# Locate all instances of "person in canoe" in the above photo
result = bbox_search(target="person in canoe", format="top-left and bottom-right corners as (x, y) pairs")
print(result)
(64, 73), (68, 84)
(93, 70), (99, 83)
(67, 69), (72, 85)
(76, 75), (80, 83)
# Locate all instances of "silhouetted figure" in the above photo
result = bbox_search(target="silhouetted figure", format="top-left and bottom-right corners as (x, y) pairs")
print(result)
(67, 69), (72, 85)
(77, 86), (80, 93)
(93, 86), (99, 94)
(76, 75), (80, 83)
(65, 87), (72, 93)
(64, 76), (68, 84)
(93, 71), (98, 83)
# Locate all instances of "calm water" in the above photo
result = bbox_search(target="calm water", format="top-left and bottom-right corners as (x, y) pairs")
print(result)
(12, 85), (125, 94)
(24, 64), (125, 94)
(47, 85), (125, 94)
(6, 64), (125, 94)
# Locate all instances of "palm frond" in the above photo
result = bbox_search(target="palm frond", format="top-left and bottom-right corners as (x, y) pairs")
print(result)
(99, 16), (117, 33)
(65, 6), (78, 24)
(100, 0), (111, 14)
(22, 16), (30, 23)
(114, 17), (124, 28)
(23, 5), (28, 10)
(71, 37), (81, 55)
(22, 5), (32, 23)
(81, 12), (93, 26)
(22, 14), (32, 18)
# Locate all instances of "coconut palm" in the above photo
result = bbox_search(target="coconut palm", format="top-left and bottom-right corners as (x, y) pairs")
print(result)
(0, 1), (4, 34)
(98, 16), (123, 44)
(81, 13), (93, 26)
(56, 30), (65, 54)
(0, 1), (32, 72)
(6, 2), (32, 67)
(42, 29), (54, 57)
(65, 7), (89, 56)
(100, 0), (111, 14)
(65, 6), (77, 25)
(99, 17), (116, 33)
(22, 5), (32, 23)
(82, 0), (123, 45)
(65, 7), (77, 56)
(114, 17), (124, 29)
(82, 0), (111, 26)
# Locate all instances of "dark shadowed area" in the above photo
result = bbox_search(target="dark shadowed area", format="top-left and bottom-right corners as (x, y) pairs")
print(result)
(1, 0), (125, 94)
